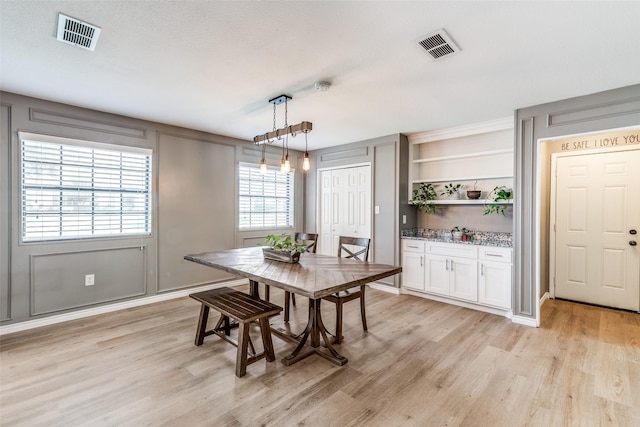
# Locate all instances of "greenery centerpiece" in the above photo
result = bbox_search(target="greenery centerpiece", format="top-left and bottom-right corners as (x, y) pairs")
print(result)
(411, 183), (438, 214)
(261, 233), (308, 263)
(484, 186), (513, 216)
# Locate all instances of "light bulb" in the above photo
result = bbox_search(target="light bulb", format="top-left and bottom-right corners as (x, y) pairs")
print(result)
(260, 158), (268, 174)
(280, 158), (287, 174)
(284, 155), (291, 173)
(303, 153), (310, 171)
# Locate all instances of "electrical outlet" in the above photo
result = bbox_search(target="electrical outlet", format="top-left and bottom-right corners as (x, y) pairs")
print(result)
(402, 215), (407, 224)
(85, 274), (95, 286)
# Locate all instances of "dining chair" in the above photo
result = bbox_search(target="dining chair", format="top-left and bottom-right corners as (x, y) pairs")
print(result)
(322, 236), (371, 344)
(264, 232), (318, 322)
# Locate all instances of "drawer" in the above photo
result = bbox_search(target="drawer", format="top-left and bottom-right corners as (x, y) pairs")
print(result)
(426, 242), (478, 259)
(478, 246), (512, 262)
(402, 239), (426, 253)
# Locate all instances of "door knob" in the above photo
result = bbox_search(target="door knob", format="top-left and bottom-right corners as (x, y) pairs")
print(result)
(630, 229), (637, 235)
(630, 241), (638, 246)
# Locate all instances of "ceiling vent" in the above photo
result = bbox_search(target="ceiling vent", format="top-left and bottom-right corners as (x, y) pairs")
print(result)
(56, 13), (101, 51)
(419, 28), (461, 60)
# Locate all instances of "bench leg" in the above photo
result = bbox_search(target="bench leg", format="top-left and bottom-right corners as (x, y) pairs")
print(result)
(195, 304), (210, 346)
(236, 322), (251, 378)
(259, 317), (276, 362)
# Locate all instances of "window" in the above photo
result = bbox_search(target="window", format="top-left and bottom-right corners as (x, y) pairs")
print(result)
(238, 163), (294, 229)
(20, 133), (152, 242)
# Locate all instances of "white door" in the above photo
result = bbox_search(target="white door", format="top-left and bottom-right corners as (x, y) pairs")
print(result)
(318, 165), (371, 256)
(554, 150), (640, 311)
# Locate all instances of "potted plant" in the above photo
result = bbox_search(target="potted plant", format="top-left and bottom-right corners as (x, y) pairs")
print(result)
(484, 186), (513, 216)
(466, 181), (481, 200)
(411, 183), (438, 214)
(441, 183), (462, 199)
(461, 227), (472, 241)
(261, 233), (307, 263)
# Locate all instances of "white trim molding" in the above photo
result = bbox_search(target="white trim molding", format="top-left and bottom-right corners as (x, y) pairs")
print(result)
(407, 117), (513, 144)
(0, 279), (247, 336)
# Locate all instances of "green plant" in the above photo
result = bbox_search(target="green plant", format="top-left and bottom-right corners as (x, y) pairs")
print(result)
(451, 226), (461, 233)
(263, 233), (307, 254)
(441, 183), (462, 196)
(411, 183), (438, 214)
(484, 186), (513, 216)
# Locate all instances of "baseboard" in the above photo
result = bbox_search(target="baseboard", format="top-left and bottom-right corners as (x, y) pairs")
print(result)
(369, 282), (401, 295)
(540, 291), (550, 307)
(401, 288), (512, 318)
(511, 315), (538, 327)
(0, 279), (247, 336)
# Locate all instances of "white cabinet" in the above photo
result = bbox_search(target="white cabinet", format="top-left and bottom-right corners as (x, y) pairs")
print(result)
(424, 243), (478, 302)
(402, 239), (512, 313)
(478, 247), (512, 309)
(402, 240), (426, 291)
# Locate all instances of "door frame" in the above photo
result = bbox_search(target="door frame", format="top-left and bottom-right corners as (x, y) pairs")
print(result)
(548, 145), (640, 302)
(316, 162), (372, 257)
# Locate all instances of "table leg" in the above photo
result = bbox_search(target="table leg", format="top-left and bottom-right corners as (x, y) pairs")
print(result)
(282, 298), (348, 366)
(249, 280), (260, 298)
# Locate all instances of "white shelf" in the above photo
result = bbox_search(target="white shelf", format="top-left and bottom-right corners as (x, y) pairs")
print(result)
(409, 200), (512, 206)
(412, 174), (513, 184)
(431, 200), (511, 205)
(412, 149), (513, 164)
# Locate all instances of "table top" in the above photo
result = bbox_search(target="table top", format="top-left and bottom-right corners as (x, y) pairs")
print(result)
(185, 247), (402, 299)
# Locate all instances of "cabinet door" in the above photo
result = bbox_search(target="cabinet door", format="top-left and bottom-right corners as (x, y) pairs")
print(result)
(478, 261), (512, 309)
(449, 257), (478, 302)
(425, 254), (449, 296)
(402, 251), (425, 291)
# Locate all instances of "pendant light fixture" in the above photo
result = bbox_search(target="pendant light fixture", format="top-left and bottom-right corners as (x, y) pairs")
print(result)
(254, 94), (312, 174)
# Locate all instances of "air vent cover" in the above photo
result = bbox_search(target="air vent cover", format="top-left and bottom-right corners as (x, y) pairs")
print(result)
(419, 29), (461, 60)
(56, 13), (101, 51)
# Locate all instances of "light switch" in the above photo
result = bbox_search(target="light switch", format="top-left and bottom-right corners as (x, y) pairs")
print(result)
(375, 205), (380, 214)
(402, 215), (407, 224)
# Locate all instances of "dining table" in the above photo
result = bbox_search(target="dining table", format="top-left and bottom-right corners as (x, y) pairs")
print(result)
(184, 246), (402, 366)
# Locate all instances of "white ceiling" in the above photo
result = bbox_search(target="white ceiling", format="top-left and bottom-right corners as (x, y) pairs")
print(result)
(1, 1), (639, 151)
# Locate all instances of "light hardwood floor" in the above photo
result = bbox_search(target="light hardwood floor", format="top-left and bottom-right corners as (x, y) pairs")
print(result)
(1, 286), (639, 426)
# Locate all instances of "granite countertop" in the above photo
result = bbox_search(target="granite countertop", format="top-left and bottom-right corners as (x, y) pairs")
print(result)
(401, 229), (513, 248)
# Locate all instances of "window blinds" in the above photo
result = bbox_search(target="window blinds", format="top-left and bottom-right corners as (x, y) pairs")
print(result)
(20, 136), (152, 242)
(238, 163), (294, 229)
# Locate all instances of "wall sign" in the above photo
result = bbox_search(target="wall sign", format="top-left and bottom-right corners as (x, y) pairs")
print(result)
(547, 128), (640, 152)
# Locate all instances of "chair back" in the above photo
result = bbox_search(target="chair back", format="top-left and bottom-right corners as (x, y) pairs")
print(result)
(337, 236), (370, 261)
(294, 232), (318, 254)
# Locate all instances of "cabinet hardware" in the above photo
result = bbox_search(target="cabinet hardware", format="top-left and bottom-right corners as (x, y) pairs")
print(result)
(408, 245), (419, 249)
(481, 264), (484, 276)
(446, 259), (449, 271)
(485, 253), (502, 257)
(420, 256), (423, 267)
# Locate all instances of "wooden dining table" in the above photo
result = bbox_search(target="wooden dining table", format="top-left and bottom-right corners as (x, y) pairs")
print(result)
(184, 246), (402, 366)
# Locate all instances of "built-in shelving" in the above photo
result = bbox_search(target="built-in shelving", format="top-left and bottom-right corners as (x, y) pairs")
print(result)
(407, 118), (515, 202)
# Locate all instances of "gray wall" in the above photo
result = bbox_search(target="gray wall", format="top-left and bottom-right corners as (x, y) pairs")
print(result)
(514, 84), (640, 321)
(0, 92), (304, 325)
(305, 134), (412, 287)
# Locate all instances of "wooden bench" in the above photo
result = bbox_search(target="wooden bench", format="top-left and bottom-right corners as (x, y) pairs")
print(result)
(189, 287), (282, 378)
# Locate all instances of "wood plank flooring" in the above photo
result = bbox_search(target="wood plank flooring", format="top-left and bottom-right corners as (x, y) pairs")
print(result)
(1, 286), (639, 426)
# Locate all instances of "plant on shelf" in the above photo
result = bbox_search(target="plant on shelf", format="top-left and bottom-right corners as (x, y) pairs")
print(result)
(411, 183), (438, 214)
(484, 186), (513, 216)
(441, 183), (462, 199)
(466, 181), (481, 200)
